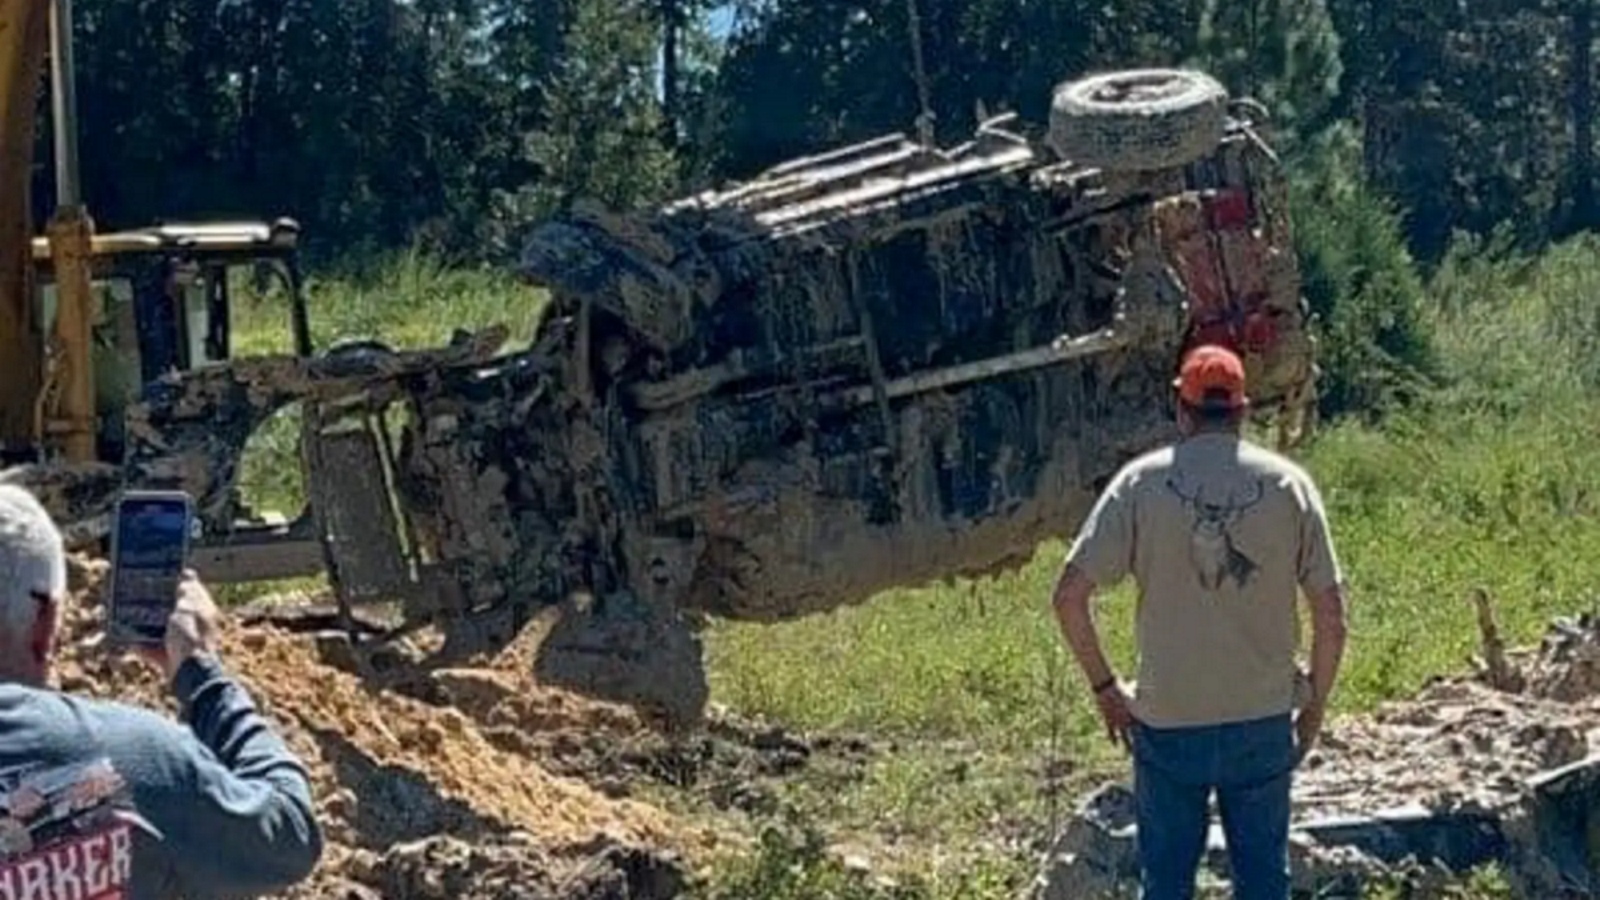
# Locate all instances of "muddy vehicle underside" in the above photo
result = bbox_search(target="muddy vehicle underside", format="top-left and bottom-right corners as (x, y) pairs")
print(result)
(8, 70), (1317, 724)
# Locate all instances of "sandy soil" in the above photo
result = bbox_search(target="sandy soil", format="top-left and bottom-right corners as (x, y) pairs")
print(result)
(51, 556), (713, 899)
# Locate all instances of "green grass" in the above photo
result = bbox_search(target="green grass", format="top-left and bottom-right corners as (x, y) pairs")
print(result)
(229, 234), (1600, 898)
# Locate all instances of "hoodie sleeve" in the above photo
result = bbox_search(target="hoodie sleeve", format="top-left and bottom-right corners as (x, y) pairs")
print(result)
(124, 654), (324, 894)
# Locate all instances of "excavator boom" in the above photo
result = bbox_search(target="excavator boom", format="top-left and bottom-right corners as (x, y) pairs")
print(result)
(0, 0), (48, 456)
(0, 0), (96, 465)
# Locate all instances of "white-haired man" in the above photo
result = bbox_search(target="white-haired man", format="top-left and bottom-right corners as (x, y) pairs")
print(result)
(0, 484), (322, 898)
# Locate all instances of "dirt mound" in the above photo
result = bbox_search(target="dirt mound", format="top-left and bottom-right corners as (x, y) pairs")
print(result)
(1282, 603), (1600, 895)
(1294, 682), (1596, 821)
(1297, 603), (1600, 822)
(51, 558), (702, 899)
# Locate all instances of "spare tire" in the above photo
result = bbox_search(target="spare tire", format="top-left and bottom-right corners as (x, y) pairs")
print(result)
(1047, 68), (1229, 172)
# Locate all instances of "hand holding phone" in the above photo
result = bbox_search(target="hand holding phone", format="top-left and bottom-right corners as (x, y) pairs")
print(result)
(106, 491), (195, 648)
(133, 570), (222, 682)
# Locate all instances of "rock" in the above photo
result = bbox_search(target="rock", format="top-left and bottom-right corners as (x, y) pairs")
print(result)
(1030, 783), (1139, 900)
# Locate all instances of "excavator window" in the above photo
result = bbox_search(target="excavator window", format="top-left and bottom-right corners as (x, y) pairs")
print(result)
(133, 260), (180, 381)
(35, 272), (139, 461)
(32, 251), (240, 460)
(132, 256), (231, 381)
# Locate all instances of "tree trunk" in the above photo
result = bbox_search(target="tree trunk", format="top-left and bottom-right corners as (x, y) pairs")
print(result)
(1360, 0), (1383, 182)
(1571, 0), (1595, 232)
(660, 0), (680, 149)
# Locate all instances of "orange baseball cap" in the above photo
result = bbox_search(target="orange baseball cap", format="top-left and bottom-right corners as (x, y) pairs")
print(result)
(1174, 344), (1248, 409)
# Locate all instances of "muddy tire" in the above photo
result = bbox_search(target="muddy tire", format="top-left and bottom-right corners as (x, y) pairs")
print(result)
(318, 337), (399, 379)
(534, 591), (710, 731)
(1047, 68), (1228, 172)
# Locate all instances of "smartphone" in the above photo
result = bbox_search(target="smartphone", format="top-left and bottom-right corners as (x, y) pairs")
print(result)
(106, 491), (195, 647)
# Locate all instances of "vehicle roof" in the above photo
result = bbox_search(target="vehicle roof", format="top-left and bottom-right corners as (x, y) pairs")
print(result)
(30, 217), (301, 260)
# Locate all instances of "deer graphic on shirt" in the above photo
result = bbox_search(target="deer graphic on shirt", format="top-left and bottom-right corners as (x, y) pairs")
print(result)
(1165, 474), (1265, 591)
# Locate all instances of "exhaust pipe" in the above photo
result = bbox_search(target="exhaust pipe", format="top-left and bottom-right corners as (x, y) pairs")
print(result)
(48, 0), (81, 208)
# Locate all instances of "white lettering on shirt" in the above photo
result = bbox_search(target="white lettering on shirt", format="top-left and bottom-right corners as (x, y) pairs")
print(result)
(0, 824), (133, 900)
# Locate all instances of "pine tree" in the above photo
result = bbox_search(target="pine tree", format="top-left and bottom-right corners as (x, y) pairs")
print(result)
(1193, 0), (1344, 144)
(517, 0), (679, 216)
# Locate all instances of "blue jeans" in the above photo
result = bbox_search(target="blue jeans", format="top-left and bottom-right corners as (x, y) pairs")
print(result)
(1131, 713), (1295, 900)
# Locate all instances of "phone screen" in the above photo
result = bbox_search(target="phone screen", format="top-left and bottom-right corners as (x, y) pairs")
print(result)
(107, 492), (193, 646)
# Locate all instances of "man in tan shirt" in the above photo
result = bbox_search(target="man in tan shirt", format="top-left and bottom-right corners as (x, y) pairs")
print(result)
(1051, 344), (1348, 900)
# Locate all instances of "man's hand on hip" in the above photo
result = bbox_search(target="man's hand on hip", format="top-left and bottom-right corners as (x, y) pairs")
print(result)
(1293, 699), (1325, 764)
(1094, 681), (1135, 751)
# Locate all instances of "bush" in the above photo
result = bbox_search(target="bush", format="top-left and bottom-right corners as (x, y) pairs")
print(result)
(1424, 228), (1600, 415)
(1288, 134), (1439, 421)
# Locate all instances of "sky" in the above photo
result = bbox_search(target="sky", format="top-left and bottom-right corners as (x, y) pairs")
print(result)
(706, 5), (736, 39)
(657, 4), (737, 97)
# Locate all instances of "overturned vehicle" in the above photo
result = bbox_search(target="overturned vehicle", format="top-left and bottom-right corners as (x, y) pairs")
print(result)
(8, 69), (1318, 724)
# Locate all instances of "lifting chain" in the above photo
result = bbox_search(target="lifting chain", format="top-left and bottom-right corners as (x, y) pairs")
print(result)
(904, 0), (935, 146)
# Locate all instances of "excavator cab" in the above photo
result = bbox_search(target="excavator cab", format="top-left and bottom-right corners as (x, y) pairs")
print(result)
(1, 0), (485, 619)
(23, 216), (437, 595)
(28, 217), (311, 463)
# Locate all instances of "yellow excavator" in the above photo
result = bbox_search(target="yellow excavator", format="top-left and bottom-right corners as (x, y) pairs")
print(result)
(2, 0), (313, 461)
(0, 0), (457, 582)
(0, 0), (512, 606)
(1, 0), (90, 465)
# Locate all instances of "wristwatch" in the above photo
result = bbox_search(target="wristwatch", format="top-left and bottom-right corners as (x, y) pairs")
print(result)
(1091, 675), (1118, 695)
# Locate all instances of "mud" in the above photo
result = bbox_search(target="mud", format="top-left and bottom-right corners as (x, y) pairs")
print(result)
(514, 112), (1314, 639)
(4, 327), (511, 545)
(51, 556), (706, 899)
(364, 599), (863, 819)
(531, 592), (711, 731)
(1034, 606), (1600, 899)
(1294, 681), (1596, 822)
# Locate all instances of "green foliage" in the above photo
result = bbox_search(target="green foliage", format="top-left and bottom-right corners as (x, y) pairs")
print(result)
(1288, 127), (1438, 419)
(714, 0), (1197, 176)
(50, 0), (696, 260)
(1429, 230), (1600, 399)
(33, 0), (1597, 269)
(1194, 0), (1344, 140)
(1319, 0), (1572, 262)
(505, 0), (680, 219)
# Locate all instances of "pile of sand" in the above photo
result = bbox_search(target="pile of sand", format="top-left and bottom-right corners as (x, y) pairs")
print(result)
(50, 557), (703, 899)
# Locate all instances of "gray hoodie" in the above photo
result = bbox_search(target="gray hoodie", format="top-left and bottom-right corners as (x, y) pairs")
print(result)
(0, 654), (322, 899)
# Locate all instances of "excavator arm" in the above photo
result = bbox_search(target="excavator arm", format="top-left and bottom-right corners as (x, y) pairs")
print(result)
(0, 0), (48, 456)
(0, 0), (96, 465)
